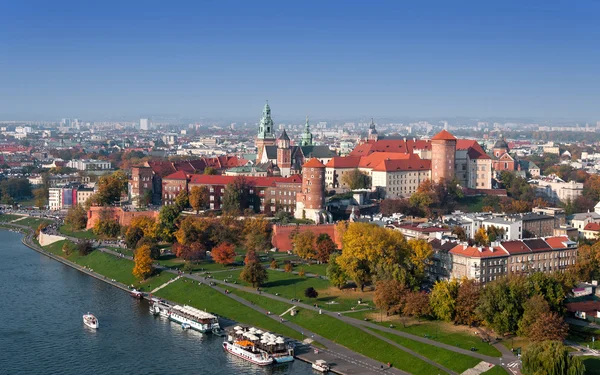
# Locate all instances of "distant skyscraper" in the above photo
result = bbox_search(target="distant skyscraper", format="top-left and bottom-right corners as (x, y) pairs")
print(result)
(140, 118), (150, 130)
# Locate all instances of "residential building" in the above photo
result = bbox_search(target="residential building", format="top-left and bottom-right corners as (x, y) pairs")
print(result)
(387, 223), (451, 240)
(66, 159), (112, 171)
(509, 212), (555, 238)
(449, 244), (508, 285)
(530, 176), (583, 204)
(583, 223), (600, 240)
(503, 236), (577, 275)
(130, 166), (154, 207)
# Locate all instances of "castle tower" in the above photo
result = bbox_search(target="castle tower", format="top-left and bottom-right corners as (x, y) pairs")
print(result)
(300, 116), (313, 146)
(276, 129), (292, 177)
(256, 101), (276, 162)
(367, 118), (378, 142)
(431, 129), (457, 183)
(295, 158), (328, 222)
(492, 137), (509, 158)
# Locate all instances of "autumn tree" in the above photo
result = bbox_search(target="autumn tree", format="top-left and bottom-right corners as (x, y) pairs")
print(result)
(452, 226), (467, 241)
(284, 262), (293, 273)
(326, 254), (347, 289)
(133, 244), (154, 280)
(65, 204), (87, 230)
(243, 217), (272, 253)
(34, 188), (47, 209)
(315, 234), (336, 263)
(174, 189), (189, 211)
(292, 231), (317, 260)
(429, 279), (460, 322)
(527, 312), (569, 342)
(407, 239), (433, 281)
(270, 259), (278, 269)
(454, 278), (480, 326)
(136, 237), (161, 259)
(173, 242), (206, 262)
(92, 208), (121, 238)
(477, 275), (529, 334)
(473, 227), (489, 246)
(374, 279), (407, 314)
(211, 242), (236, 265)
(189, 186), (209, 213)
(486, 225), (505, 242)
(125, 226), (144, 250)
(402, 291), (431, 320)
(93, 170), (128, 206)
(240, 250), (268, 287)
(521, 341), (584, 375)
(341, 168), (370, 190)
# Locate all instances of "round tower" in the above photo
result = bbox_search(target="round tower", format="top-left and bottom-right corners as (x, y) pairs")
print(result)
(431, 129), (457, 183)
(295, 158), (326, 221)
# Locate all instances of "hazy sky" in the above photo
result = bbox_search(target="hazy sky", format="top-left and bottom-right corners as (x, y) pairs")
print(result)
(0, 0), (599, 121)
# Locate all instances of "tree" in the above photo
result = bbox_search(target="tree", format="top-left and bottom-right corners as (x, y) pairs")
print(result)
(173, 242), (206, 262)
(373, 279), (407, 313)
(284, 263), (293, 272)
(62, 242), (74, 256)
(65, 204), (87, 230)
(175, 189), (189, 211)
(93, 170), (128, 206)
(527, 312), (569, 342)
(304, 287), (319, 298)
(136, 237), (161, 259)
(189, 186), (209, 213)
(341, 168), (370, 189)
(408, 239), (433, 279)
(0, 178), (32, 201)
(402, 291), (431, 320)
(477, 275), (528, 334)
(125, 226), (144, 250)
(429, 279), (460, 322)
(243, 217), (272, 253)
(326, 254), (347, 289)
(521, 341), (584, 375)
(133, 244), (154, 280)
(158, 204), (180, 242)
(128, 216), (158, 240)
(34, 188), (46, 209)
(204, 167), (217, 175)
(292, 231), (317, 260)
(473, 227), (489, 246)
(298, 268), (305, 277)
(223, 176), (250, 214)
(270, 259), (278, 269)
(454, 278), (480, 326)
(240, 250), (268, 287)
(211, 242), (236, 265)
(315, 234), (336, 263)
(77, 240), (94, 256)
(452, 226), (467, 241)
(92, 209), (121, 238)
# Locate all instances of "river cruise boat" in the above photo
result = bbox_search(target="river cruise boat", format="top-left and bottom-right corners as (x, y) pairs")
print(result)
(228, 326), (295, 364)
(312, 359), (330, 373)
(83, 313), (99, 329)
(149, 298), (171, 318)
(223, 340), (273, 366)
(168, 305), (220, 333)
(130, 289), (143, 299)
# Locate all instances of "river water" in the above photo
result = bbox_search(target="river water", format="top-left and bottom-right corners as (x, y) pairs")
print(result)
(0, 231), (312, 374)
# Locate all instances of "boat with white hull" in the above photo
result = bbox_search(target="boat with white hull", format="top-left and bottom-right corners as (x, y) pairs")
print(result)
(149, 298), (171, 318)
(83, 313), (99, 329)
(168, 305), (220, 333)
(223, 340), (273, 366)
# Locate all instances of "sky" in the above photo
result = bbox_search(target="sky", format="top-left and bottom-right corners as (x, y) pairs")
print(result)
(0, 0), (599, 121)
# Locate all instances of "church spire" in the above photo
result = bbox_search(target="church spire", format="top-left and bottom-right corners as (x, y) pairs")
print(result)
(257, 100), (275, 140)
(300, 115), (313, 146)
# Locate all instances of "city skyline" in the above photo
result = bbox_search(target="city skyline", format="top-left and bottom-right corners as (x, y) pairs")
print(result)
(1, 1), (599, 120)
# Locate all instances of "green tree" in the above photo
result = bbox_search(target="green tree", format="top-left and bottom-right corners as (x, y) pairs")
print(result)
(65, 204), (88, 230)
(158, 204), (180, 242)
(477, 275), (529, 334)
(341, 168), (370, 189)
(34, 188), (47, 209)
(174, 189), (189, 211)
(92, 208), (121, 238)
(326, 254), (347, 289)
(521, 341), (584, 375)
(77, 240), (94, 256)
(203, 167), (217, 175)
(240, 250), (268, 287)
(189, 186), (209, 213)
(304, 287), (319, 298)
(222, 176), (250, 214)
(93, 170), (128, 206)
(429, 279), (460, 322)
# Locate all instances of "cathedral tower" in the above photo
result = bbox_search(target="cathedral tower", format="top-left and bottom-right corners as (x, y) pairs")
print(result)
(276, 129), (292, 177)
(431, 129), (457, 183)
(300, 116), (313, 146)
(256, 101), (276, 161)
(367, 118), (378, 142)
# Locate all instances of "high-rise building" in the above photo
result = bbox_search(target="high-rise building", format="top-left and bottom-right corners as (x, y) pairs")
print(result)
(140, 118), (150, 131)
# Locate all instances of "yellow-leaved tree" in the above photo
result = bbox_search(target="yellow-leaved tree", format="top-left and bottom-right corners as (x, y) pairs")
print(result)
(408, 239), (433, 277)
(133, 244), (153, 280)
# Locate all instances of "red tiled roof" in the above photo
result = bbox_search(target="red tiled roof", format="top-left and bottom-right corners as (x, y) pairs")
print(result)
(585, 222), (600, 231)
(372, 154), (431, 172)
(325, 156), (361, 168)
(457, 140), (491, 160)
(349, 139), (431, 157)
(431, 130), (457, 141)
(449, 244), (508, 258)
(544, 236), (573, 249)
(147, 161), (176, 177)
(500, 240), (531, 254)
(303, 158), (326, 168)
(566, 301), (600, 313)
(163, 170), (189, 180)
(189, 174), (301, 187)
(358, 152), (410, 169)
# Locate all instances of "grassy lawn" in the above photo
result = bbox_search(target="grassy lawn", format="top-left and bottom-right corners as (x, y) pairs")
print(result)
(456, 196), (485, 213)
(17, 217), (53, 229)
(155, 279), (303, 341)
(368, 327), (481, 374)
(345, 310), (501, 357)
(0, 213), (21, 222)
(156, 254), (240, 273)
(480, 366), (509, 375)
(43, 240), (174, 291)
(59, 224), (98, 239)
(500, 336), (532, 353)
(230, 289), (295, 315)
(287, 307), (448, 375)
(568, 324), (600, 347)
(583, 356), (600, 375)
(300, 263), (329, 276)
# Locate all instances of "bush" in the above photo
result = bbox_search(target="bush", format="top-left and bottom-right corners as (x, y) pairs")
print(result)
(304, 287), (319, 298)
(77, 240), (94, 256)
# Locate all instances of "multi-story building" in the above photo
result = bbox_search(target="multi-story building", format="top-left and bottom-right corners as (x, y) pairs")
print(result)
(449, 244), (508, 285)
(370, 154), (431, 198)
(509, 212), (555, 238)
(76, 186), (95, 206)
(532, 206), (566, 227)
(48, 184), (93, 210)
(442, 211), (522, 240)
(129, 166), (154, 207)
(66, 159), (112, 171)
(531, 176), (583, 204)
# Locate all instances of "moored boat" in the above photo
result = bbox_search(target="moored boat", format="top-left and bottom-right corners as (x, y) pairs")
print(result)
(228, 326), (295, 363)
(168, 305), (220, 333)
(312, 359), (330, 373)
(83, 313), (99, 329)
(222, 340), (273, 366)
(130, 289), (143, 299)
(149, 298), (171, 317)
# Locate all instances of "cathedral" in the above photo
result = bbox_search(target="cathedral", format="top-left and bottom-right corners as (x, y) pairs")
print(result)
(255, 102), (336, 177)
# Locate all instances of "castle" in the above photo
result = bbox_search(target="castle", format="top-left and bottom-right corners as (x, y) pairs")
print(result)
(255, 102), (336, 177)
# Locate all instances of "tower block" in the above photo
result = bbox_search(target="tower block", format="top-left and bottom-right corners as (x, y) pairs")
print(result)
(431, 129), (457, 183)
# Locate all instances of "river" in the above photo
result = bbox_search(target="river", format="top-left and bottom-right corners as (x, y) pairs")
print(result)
(0, 230), (312, 374)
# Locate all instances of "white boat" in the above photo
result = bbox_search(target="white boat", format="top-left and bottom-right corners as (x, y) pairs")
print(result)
(168, 305), (220, 333)
(312, 359), (330, 373)
(149, 298), (171, 318)
(83, 313), (99, 329)
(222, 340), (273, 366)
(181, 323), (191, 330)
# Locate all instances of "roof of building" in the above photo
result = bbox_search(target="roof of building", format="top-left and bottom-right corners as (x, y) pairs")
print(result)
(392, 223), (450, 233)
(584, 222), (600, 231)
(278, 129), (290, 141)
(522, 238), (552, 251)
(358, 152), (410, 169)
(349, 139), (431, 156)
(544, 236), (575, 249)
(500, 240), (531, 254)
(449, 244), (508, 258)
(303, 158), (326, 168)
(493, 139), (509, 149)
(189, 174), (301, 187)
(163, 170), (189, 180)
(300, 145), (336, 158)
(372, 154), (431, 172)
(431, 130), (457, 141)
(429, 238), (460, 253)
(325, 156), (361, 168)
(566, 301), (600, 313)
